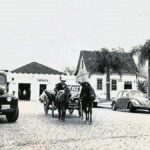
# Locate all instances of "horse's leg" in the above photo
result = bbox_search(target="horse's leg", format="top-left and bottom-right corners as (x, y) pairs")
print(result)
(82, 106), (86, 123)
(63, 108), (66, 122)
(81, 106), (84, 120)
(59, 102), (63, 121)
(62, 107), (65, 122)
(81, 106), (83, 120)
(58, 108), (60, 120)
(60, 108), (63, 121)
(58, 107), (61, 120)
(81, 101), (85, 121)
(89, 105), (92, 125)
(85, 107), (88, 124)
(87, 106), (89, 121)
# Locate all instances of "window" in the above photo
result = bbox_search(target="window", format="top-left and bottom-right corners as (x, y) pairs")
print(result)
(82, 60), (84, 69)
(97, 79), (102, 90)
(124, 81), (132, 89)
(111, 79), (117, 91)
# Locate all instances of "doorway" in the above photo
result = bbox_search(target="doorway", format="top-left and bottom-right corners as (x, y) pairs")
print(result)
(39, 84), (47, 96)
(18, 83), (31, 100)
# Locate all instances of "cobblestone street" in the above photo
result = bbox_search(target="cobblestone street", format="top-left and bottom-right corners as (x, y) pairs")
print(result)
(1, 101), (150, 150)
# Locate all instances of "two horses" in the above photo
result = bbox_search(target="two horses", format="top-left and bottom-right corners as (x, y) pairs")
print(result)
(40, 82), (95, 124)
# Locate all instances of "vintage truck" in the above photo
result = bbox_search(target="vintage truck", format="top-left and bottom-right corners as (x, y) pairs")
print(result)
(0, 72), (19, 122)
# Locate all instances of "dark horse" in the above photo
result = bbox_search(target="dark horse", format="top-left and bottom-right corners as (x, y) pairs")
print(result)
(80, 82), (95, 125)
(55, 87), (71, 121)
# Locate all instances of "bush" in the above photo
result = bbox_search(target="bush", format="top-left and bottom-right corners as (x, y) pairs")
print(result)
(137, 80), (147, 94)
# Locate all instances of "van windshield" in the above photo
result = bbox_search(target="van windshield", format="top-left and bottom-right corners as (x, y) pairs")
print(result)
(0, 75), (6, 85)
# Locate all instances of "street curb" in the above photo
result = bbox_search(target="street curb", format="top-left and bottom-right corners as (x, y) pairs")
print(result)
(98, 105), (112, 109)
(97, 101), (112, 109)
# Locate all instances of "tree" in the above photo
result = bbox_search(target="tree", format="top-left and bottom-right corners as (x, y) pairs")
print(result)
(63, 66), (75, 76)
(132, 39), (150, 99)
(96, 48), (124, 100)
(137, 80), (147, 94)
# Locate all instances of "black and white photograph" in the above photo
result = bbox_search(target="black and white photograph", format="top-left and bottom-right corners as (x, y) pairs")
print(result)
(0, 0), (150, 149)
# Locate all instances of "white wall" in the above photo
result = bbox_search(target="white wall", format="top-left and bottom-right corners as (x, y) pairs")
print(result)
(89, 74), (138, 100)
(75, 56), (141, 100)
(76, 56), (89, 83)
(8, 73), (75, 101)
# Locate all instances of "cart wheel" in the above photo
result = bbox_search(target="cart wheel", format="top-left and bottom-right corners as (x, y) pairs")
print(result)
(68, 109), (74, 115)
(44, 104), (48, 115)
(51, 101), (55, 117)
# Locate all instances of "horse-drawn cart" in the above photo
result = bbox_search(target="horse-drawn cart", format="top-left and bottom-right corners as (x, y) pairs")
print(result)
(39, 84), (82, 117)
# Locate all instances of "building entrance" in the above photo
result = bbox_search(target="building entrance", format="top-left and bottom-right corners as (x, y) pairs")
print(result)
(39, 84), (47, 96)
(18, 83), (31, 100)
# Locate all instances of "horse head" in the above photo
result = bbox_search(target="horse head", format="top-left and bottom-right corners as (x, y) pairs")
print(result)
(39, 90), (48, 103)
(64, 87), (71, 101)
(80, 82), (91, 99)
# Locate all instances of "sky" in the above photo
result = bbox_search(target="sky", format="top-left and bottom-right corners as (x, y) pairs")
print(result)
(0, 0), (150, 72)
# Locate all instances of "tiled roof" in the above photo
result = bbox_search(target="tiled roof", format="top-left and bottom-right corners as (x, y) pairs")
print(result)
(75, 50), (139, 75)
(11, 62), (65, 75)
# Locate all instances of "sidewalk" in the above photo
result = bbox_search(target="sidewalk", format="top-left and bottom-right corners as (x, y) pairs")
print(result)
(97, 101), (112, 109)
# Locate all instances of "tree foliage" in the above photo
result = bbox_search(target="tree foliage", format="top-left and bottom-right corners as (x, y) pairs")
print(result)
(96, 48), (125, 100)
(131, 39), (150, 99)
(137, 80), (147, 94)
(132, 39), (150, 67)
(63, 66), (75, 76)
(96, 48), (125, 75)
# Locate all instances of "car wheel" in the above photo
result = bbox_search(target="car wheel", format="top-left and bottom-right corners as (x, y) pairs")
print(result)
(93, 102), (97, 108)
(6, 107), (19, 122)
(129, 103), (135, 112)
(112, 102), (117, 111)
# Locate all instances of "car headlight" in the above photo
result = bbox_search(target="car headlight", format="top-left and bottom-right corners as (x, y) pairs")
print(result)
(7, 97), (12, 102)
(133, 100), (140, 105)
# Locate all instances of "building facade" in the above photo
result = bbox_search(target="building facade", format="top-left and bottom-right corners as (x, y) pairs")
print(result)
(7, 62), (75, 101)
(75, 50), (146, 99)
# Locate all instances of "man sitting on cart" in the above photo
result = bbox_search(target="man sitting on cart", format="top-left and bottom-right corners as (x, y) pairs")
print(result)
(54, 76), (68, 93)
(54, 76), (70, 101)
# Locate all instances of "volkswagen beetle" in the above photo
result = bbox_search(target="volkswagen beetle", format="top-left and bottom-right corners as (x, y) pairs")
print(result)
(112, 90), (150, 112)
(0, 72), (19, 122)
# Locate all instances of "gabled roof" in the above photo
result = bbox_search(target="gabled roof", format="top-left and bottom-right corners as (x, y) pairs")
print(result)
(11, 62), (65, 75)
(75, 50), (139, 75)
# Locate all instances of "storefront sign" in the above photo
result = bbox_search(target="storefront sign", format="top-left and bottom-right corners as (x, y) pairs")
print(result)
(37, 79), (48, 82)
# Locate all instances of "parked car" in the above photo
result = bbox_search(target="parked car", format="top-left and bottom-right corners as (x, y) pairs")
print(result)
(112, 90), (150, 112)
(0, 72), (19, 122)
(93, 93), (106, 107)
